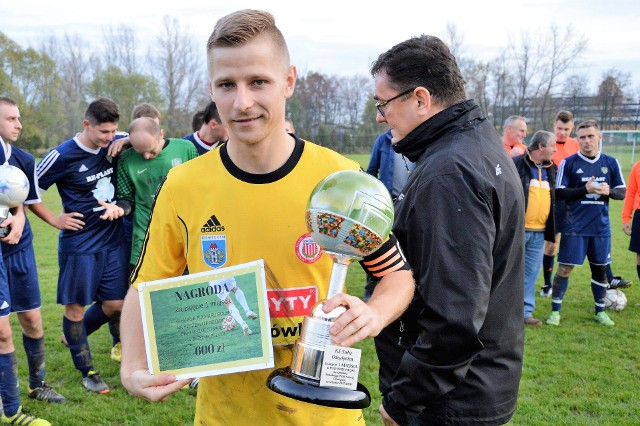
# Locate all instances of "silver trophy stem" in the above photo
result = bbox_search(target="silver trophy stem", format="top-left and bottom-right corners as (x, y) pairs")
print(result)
(0, 206), (10, 238)
(0, 206), (10, 222)
(326, 253), (353, 298)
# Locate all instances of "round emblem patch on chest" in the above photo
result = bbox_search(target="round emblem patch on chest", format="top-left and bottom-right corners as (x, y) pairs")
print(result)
(295, 233), (323, 264)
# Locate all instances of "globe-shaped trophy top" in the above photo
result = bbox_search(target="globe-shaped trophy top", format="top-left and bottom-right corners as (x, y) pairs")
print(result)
(305, 170), (393, 258)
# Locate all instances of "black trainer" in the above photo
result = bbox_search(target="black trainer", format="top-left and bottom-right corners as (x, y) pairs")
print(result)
(82, 371), (110, 394)
(609, 276), (632, 289)
(28, 383), (67, 403)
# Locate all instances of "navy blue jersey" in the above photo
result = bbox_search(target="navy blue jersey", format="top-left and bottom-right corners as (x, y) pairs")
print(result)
(36, 137), (123, 254)
(0, 140), (40, 256)
(182, 132), (219, 156)
(556, 152), (625, 236)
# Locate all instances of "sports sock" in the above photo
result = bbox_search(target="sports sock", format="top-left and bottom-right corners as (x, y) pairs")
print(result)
(84, 303), (110, 336)
(551, 275), (569, 312)
(0, 351), (20, 416)
(108, 311), (121, 346)
(22, 334), (45, 389)
(636, 264), (640, 281)
(63, 316), (93, 377)
(542, 255), (554, 288)
(227, 303), (247, 328)
(605, 263), (614, 282)
(591, 280), (608, 314)
(590, 263), (608, 314)
(233, 287), (251, 313)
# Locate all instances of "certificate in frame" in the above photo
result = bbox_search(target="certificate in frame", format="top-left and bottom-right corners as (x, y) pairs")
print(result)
(138, 259), (273, 380)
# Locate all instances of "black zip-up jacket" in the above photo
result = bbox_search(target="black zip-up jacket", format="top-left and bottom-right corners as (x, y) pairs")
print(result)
(381, 100), (525, 425)
(512, 151), (557, 242)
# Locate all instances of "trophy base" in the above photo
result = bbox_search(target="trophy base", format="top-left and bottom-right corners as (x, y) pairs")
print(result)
(266, 367), (371, 409)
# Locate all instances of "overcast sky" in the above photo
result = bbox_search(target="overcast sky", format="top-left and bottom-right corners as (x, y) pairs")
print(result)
(3, 0), (640, 92)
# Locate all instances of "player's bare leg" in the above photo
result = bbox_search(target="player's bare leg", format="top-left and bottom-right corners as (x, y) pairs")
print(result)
(231, 287), (257, 319)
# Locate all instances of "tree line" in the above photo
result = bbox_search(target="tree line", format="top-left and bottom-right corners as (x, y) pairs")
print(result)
(1, 19), (637, 154)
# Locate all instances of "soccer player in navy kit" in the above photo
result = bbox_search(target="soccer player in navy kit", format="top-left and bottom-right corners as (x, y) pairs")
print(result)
(0, 97), (54, 425)
(547, 120), (626, 326)
(31, 97), (128, 394)
(182, 101), (228, 155)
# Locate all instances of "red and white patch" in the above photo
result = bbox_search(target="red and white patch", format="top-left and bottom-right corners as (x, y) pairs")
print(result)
(267, 286), (318, 318)
(295, 233), (323, 264)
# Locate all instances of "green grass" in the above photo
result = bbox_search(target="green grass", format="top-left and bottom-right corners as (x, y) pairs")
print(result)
(8, 149), (640, 425)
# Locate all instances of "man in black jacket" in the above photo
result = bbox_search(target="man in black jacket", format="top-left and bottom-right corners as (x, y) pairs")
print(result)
(371, 35), (525, 425)
(513, 131), (557, 327)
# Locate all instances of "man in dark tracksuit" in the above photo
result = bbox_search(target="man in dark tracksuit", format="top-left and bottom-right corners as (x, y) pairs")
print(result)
(371, 35), (525, 425)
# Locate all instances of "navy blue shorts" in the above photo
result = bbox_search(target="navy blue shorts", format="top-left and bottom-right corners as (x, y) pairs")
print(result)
(57, 244), (129, 305)
(0, 260), (9, 317)
(558, 235), (611, 266)
(4, 244), (40, 312)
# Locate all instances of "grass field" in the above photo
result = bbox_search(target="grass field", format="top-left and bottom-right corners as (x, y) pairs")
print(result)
(8, 149), (640, 425)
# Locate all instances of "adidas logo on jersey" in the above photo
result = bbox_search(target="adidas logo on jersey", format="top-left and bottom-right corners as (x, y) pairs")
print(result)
(0, 300), (8, 310)
(79, 164), (88, 172)
(576, 168), (584, 174)
(201, 215), (225, 233)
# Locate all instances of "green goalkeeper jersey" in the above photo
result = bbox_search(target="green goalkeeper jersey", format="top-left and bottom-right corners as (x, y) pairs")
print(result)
(117, 138), (198, 264)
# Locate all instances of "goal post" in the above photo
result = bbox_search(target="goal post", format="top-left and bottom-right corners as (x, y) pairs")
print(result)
(600, 130), (640, 172)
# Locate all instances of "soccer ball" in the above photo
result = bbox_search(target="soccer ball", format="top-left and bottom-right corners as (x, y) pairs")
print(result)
(0, 164), (29, 208)
(604, 289), (627, 311)
(221, 315), (236, 332)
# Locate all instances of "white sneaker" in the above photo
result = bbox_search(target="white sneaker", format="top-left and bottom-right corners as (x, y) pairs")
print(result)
(246, 310), (258, 319)
(540, 287), (552, 297)
(242, 325), (253, 335)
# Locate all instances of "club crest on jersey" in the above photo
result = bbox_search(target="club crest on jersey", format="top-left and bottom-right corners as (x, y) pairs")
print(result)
(601, 167), (608, 174)
(295, 233), (323, 264)
(202, 235), (227, 268)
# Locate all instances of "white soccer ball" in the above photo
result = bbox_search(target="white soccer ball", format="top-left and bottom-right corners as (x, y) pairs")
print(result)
(222, 315), (236, 332)
(604, 289), (627, 311)
(0, 164), (29, 208)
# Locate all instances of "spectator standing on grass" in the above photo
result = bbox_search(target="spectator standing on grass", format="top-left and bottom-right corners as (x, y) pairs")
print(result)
(116, 117), (197, 270)
(622, 159), (640, 281)
(371, 35), (525, 425)
(540, 110), (580, 297)
(513, 131), (557, 327)
(364, 129), (414, 301)
(0, 97), (54, 426)
(541, 110), (631, 297)
(503, 115), (528, 157)
(546, 120), (626, 327)
(31, 97), (128, 394)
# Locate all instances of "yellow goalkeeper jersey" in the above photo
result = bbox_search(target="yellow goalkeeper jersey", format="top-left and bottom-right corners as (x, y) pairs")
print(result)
(132, 137), (364, 425)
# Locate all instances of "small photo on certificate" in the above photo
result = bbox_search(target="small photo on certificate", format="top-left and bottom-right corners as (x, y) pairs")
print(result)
(137, 259), (274, 380)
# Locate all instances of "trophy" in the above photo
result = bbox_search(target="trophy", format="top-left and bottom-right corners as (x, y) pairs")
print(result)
(267, 170), (393, 409)
(0, 164), (30, 238)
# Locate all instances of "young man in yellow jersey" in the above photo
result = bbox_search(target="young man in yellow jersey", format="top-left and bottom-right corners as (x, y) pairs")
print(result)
(120, 9), (414, 425)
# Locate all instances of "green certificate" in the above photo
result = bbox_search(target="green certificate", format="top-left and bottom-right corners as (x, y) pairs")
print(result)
(138, 259), (274, 379)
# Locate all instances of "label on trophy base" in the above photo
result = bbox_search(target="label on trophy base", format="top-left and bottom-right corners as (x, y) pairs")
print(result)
(319, 345), (362, 390)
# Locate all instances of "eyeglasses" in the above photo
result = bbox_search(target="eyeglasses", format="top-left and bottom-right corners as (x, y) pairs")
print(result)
(375, 88), (416, 117)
